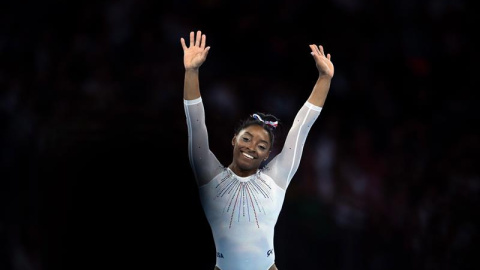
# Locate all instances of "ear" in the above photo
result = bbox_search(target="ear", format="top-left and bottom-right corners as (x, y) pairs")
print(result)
(264, 151), (271, 161)
(231, 136), (236, 147)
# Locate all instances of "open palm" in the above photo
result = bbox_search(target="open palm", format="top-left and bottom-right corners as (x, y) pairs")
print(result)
(309, 44), (334, 78)
(181, 30), (210, 70)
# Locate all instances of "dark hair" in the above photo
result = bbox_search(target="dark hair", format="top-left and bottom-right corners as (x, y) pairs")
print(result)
(234, 112), (280, 149)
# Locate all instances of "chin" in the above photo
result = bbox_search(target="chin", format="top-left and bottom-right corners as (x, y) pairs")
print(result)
(238, 162), (259, 172)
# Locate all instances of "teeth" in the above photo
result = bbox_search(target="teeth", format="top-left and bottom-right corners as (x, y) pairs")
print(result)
(242, 153), (254, 159)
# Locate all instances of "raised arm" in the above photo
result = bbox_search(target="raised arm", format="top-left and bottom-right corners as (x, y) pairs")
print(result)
(265, 44), (334, 189)
(182, 30), (223, 186)
(307, 44), (334, 107)
(180, 30), (211, 100)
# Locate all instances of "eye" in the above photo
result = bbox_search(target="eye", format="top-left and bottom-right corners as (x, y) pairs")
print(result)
(258, 145), (267, 151)
(242, 137), (250, 142)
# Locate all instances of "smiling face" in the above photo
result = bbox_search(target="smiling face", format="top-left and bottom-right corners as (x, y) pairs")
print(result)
(229, 124), (271, 177)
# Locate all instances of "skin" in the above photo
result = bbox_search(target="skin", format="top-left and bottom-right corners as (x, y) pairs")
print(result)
(181, 30), (334, 178)
(180, 30), (210, 101)
(229, 125), (271, 177)
(307, 44), (334, 107)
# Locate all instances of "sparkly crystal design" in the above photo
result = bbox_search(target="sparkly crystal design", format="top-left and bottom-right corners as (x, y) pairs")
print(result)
(214, 169), (272, 228)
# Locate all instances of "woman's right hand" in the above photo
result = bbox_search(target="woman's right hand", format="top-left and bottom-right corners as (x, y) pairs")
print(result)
(181, 30), (211, 70)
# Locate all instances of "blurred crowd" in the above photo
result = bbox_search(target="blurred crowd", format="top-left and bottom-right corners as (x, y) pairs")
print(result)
(1, 0), (478, 269)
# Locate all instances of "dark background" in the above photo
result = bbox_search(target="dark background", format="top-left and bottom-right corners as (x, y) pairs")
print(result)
(1, 0), (478, 269)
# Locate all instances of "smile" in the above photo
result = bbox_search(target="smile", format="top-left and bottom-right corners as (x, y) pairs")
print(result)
(242, 152), (254, 159)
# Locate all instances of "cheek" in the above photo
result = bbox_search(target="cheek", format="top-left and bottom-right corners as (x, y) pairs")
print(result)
(257, 148), (269, 157)
(234, 140), (245, 148)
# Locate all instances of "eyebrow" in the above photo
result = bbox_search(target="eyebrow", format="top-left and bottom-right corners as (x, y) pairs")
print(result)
(244, 131), (270, 145)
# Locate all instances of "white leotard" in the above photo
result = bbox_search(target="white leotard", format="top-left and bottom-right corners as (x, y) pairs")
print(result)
(184, 97), (322, 270)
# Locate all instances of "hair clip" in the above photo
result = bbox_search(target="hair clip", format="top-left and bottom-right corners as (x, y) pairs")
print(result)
(252, 113), (278, 128)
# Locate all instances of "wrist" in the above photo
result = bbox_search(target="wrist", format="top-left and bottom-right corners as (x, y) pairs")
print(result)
(185, 68), (200, 73)
(317, 73), (333, 80)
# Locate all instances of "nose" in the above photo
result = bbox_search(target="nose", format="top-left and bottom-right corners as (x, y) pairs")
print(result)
(244, 144), (255, 153)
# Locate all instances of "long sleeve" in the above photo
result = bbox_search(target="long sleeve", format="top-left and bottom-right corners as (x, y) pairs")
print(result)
(265, 101), (322, 190)
(184, 97), (224, 186)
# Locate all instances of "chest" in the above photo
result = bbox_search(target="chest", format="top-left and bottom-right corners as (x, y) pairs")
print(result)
(199, 172), (286, 228)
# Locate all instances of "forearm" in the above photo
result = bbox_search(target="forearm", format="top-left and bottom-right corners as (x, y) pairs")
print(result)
(307, 74), (332, 107)
(269, 102), (321, 189)
(184, 69), (201, 100)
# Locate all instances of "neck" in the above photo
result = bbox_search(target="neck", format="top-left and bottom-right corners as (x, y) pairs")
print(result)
(228, 163), (257, 177)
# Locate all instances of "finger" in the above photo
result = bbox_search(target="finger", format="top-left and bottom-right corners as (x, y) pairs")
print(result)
(201, 34), (206, 49)
(180, 38), (187, 50)
(316, 45), (323, 55)
(327, 53), (331, 60)
(195, 30), (202, 47)
(189, 31), (194, 47)
(309, 44), (317, 55)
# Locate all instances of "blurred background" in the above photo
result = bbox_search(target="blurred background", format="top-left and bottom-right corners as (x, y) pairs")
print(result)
(1, 0), (478, 269)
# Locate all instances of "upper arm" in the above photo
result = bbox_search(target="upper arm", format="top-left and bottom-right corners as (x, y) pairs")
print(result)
(184, 98), (223, 186)
(266, 102), (322, 189)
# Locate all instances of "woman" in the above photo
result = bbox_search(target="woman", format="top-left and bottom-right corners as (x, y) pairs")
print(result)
(181, 30), (334, 270)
